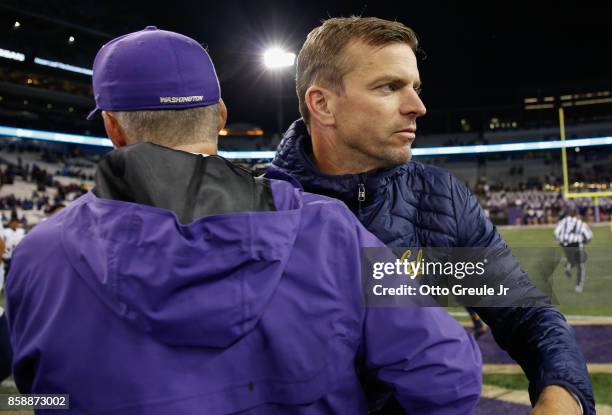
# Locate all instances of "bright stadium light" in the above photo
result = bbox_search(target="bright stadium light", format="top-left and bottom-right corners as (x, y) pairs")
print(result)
(263, 47), (295, 69)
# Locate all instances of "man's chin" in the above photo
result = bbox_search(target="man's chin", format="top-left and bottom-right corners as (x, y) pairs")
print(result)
(394, 146), (412, 164)
(378, 148), (412, 169)
(404, 147), (413, 163)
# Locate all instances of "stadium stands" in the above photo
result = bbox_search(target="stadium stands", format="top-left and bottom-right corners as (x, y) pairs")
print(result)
(0, 142), (93, 226)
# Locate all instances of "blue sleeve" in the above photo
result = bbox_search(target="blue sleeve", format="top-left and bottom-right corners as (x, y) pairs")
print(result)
(450, 175), (595, 414)
(356, 225), (482, 415)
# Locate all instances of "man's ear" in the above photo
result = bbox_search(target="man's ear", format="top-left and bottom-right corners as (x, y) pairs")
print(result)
(217, 99), (228, 132)
(102, 111), (128, 148)
(305, 85), (336, 128)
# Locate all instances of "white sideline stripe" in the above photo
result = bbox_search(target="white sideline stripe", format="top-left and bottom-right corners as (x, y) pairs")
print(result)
(484, 363), (612, 374)
(451, 311), (612, 321)
(481, 384), (531, 406)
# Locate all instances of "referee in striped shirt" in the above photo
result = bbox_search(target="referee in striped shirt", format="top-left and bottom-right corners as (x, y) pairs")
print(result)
(554, 207), (593, 292)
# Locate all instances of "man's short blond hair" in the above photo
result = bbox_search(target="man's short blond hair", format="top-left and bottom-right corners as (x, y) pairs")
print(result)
(296, 16), (419, 126)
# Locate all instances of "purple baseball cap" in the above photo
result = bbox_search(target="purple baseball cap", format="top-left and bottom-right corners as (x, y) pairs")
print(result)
(87, 26), (220, 120)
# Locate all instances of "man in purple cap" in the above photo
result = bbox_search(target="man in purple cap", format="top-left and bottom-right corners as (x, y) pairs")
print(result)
(6, 27), (481, 414)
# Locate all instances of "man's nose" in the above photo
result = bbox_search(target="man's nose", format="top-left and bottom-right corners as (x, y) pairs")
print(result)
(400, 90), (427, 117)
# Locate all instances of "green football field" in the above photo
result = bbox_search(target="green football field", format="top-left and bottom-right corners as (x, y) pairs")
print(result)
(450, 223), (612, 318)
(498, 223), (612, 317)
(499, 223), (612, 248)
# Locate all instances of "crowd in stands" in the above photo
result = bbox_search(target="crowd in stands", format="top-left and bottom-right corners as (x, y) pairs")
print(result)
(0, 182), (86, 216)
(481, 188), (611, 226)
(0, 145), (94, 229)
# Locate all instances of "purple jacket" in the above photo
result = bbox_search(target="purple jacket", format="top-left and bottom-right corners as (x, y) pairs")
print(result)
(7, 144), (481, 414)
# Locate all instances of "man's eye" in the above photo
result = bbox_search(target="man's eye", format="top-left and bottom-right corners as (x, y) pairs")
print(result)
(414, 86), (423, 95)
(379, 83), (398, 92)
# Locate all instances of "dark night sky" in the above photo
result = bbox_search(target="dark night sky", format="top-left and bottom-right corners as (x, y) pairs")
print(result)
(2, 0), (611, 133)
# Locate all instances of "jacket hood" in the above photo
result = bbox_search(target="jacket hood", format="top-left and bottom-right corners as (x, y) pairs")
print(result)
(271, 119), (406, 207)
(61, 144), (304, 348)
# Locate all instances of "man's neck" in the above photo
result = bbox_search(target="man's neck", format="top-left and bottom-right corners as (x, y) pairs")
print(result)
(173, 143), (218, 155)
(310, 128), (377, 175)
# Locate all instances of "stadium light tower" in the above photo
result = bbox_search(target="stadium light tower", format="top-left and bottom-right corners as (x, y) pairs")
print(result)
(263, 47), (296, 137)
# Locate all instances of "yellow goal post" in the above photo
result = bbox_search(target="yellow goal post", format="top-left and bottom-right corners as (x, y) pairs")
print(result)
(558, 108), (612, 228)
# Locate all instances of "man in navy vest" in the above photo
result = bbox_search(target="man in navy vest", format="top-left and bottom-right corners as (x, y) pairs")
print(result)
(271, 16), (593, 415)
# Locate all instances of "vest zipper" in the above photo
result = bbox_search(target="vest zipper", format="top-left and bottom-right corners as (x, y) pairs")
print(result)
(358, 183), (366, 202)
(357, 176), (367, 214)
(356, 174), (377, 229)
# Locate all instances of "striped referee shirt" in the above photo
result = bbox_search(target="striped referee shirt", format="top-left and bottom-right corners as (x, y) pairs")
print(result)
(554, 216), (593, 245)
